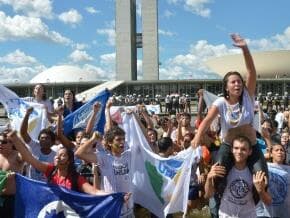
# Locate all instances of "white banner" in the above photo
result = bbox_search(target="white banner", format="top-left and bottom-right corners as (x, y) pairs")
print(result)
(121, 113), (200, 217)
(0, 85), (48, 139)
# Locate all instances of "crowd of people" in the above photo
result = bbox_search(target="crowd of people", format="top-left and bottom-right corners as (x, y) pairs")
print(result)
(1, 33), (290, 218)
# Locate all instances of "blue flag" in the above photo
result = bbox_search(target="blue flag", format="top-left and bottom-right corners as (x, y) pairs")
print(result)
(15, 174), (124, 218)
(63, 89), (110, 135)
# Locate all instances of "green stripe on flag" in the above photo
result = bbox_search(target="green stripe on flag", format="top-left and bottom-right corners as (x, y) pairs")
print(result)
(0, 170), (8, 206)
(0, 170), (8, 192)
(145, 161), (164, 204)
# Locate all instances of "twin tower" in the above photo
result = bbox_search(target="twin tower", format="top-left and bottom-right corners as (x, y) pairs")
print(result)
(116, 0), (159, 81)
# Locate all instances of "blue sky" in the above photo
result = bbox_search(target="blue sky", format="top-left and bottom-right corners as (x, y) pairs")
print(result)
(0, 0), (290, 83)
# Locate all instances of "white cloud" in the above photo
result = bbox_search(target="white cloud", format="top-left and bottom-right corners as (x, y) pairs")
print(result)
(59, 9), (82, 26)
(0, 65), (46, 84)
(0, 0), (53, 18)
(85, 6), (100, 14)
(69, 50), (94, 63)
(184, 0), (211, 17)
(97, 28), (115, 46)
(137, 59), (143, 80)
(159, 29), (175, 37)
(167, 0), (211, 18)
(74, 43), (89, 50)
(0, 49), (38, 66)
(83, 64), (113, 80)
(159, 40), (237, 80)
(100, 53), (115, 65)
(163, 10), (175, 18)
(160, 27), (290, 80)
(0, 11), (72, 45)
(248, 26), (290, 50)
(136, 0), (142, 17)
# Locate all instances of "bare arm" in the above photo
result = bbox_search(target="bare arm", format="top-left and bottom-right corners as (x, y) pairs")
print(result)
(196, 89), (205, 121)
(231, 34), (256, 97)
(204, 163), (226, 199)
(75, 132), (100, 164)
(191, 106), (219, 148)
(176, 114), (183, 148)
(56, 109), (75, 149)
(139, 105), (154, 129)
(92, 164), (100, 190)
(20, 107), (33, 143)
(253, 171), (272, 205)
(85, 102), (101, 135)
(81, 182), (108, 195)
(104, 99), (113, 133)
(8, 131), (48, 173)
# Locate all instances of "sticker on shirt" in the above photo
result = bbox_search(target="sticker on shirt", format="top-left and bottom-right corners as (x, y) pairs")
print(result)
(113, 162), (129, 175)
(228, 179), (250, 205)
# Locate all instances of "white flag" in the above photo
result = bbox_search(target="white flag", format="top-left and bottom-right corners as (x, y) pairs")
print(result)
(256, 163), (290, 218)
(121, 113), (200, 217)
(0, 85), (48, 139)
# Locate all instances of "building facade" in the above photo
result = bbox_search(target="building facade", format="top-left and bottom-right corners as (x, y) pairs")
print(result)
(115, 0), (159, 81)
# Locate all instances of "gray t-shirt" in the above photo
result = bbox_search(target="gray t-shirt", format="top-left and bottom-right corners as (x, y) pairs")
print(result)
(219, 167), (256, 218)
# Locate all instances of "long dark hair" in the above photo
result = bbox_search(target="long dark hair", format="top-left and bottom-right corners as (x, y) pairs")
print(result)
(64, 89), (76, 103)
(223, 71), (245, 109)
(34, 83), (47, 100)
(47, 147), (79, 192)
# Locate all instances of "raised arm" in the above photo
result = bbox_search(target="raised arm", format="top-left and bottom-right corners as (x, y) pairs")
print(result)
(55, 106), (75, 149)
(139, 105), (154, 129)
(104, 99), (113, 133)
(253, 171), (272, 205)
(20, 107), (33, 143)
(231, 34), (256, 97)
(196, 89), (205, 121)
(75, 132), (99, 164)
(191, 106), (219, 148)
(85, 102), (101, 135)
(204, 163), (226, 199)
(8, 131), (48, 173)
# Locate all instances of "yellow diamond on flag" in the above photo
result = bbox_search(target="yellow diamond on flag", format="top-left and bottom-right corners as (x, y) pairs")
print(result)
(28, 118), (37, 133)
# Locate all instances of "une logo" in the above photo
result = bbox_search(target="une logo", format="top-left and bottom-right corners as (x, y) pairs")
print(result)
(38, 200), (79, 218)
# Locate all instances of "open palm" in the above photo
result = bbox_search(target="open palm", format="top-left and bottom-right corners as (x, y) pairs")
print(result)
(231, 33), (247, 48)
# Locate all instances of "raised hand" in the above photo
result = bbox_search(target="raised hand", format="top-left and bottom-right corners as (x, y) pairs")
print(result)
(207, 163), (226, 180)
(253, 171), (267, 193)
(26, 107), (34, 115)
(106, 99), (113, 109)
(231, 33), (247, 49)
(93, 102), (101, 113)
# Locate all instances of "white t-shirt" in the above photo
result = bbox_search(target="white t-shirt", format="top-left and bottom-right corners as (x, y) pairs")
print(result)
(219, 167), (256, 218)
(26, 139), (57, 181)
(96, 149), (133, 217)
(275, 112), (284, 129)
(22, 97), (53, 113)
(212, 89), (254, 141)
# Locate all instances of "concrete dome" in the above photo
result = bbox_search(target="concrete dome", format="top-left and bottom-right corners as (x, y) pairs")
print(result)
(206, 50), (290, 78)
(30, 65), (98, 83)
